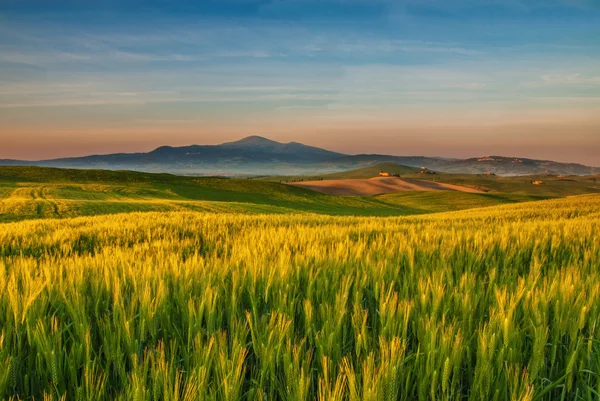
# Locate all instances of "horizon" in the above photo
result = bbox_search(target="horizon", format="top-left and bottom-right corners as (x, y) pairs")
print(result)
(4, 134), (599, 167)
(1, 1), (599, 165)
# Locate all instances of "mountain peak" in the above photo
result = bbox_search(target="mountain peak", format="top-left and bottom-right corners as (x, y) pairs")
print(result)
(222, 136), (281, 147)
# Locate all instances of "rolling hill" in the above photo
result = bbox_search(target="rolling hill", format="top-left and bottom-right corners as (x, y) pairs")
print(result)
(399, 170), (600, 197)
(318, 162), (420, 179)
(2, 136), (599, 176)
(0, 166), (542, 222)
(265, 162), (600, 197)
(432, 156), (600, 176)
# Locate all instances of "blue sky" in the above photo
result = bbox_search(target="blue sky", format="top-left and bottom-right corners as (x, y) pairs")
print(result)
(1, 0), (599, 164)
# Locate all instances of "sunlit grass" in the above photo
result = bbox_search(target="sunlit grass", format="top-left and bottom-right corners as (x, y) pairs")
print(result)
(0, 194), (599, 400)
(0, 169), (542, 222)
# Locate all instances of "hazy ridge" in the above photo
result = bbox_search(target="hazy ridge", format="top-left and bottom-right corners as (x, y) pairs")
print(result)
(2, 136), (598, 177)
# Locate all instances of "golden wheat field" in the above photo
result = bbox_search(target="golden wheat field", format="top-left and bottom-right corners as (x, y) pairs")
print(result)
(1, 194), (600, 400)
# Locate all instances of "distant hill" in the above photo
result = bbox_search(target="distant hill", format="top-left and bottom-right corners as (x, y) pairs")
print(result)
(29, 136), (343, 172)
(330, 154), (441, 167)
(328, 155), (599, 176)
(276, 162), (600, 197)
(435, 156), (600, 176)
(0, 159), (27, 166)
(1, 136), (598, 177)
(0, 166), (549, 222)
(319, 163), (419, 179)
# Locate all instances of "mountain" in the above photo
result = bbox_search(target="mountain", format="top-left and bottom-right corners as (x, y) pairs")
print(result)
(1, 136), (598, 176)
(0, 159), (27, 166)
(42, 136), (341, 166)
(432, 156), (600, 176)
(327, 154), (599, 176)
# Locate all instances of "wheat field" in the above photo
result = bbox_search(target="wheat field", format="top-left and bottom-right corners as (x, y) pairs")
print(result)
(1, 194), (599, 400)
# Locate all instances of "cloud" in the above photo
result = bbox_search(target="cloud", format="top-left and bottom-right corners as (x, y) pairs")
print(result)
(442, 82), (488, 89)
(1, 3), (598, 121)
(0, 75), (341, 108)
(520, 73), (600, 88)
(541, 73), (600, 85)
(0, 14), (488, 75)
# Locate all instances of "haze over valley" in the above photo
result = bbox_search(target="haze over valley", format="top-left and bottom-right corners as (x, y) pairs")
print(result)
(2, 136), (598, 177)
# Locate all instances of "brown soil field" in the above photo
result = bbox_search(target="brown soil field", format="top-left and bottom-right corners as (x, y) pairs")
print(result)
(288, 177), (484, 196)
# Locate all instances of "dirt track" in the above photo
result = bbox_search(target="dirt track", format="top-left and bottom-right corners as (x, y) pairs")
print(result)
(288, 177), (484, 196)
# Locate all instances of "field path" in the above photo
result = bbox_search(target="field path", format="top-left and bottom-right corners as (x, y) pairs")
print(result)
(288, 177), (484, 196)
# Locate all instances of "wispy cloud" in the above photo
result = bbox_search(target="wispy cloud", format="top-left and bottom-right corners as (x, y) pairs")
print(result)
(541, 73), (600, 85)
(0, 16), (488, 72)
(520, 73), (600, 88)
(442, 82), (488, 89)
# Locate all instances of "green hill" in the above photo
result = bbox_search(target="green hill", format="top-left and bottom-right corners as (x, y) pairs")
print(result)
(377, 191), (537, 213)
(400, 172), (600, 197)
(262, 163), (600, 197)
(0, 166), (541, 222)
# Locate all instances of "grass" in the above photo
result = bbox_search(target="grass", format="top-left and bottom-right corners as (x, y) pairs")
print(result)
(0, 194), (599, 400)
(0, 166), (542, 222)
(402, 172), (600, 197)
(377, 191), (540, 213)
(259, 163), (600, 197)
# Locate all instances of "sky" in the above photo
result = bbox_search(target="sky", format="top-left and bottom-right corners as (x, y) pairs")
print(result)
(1, 0), (599, 165)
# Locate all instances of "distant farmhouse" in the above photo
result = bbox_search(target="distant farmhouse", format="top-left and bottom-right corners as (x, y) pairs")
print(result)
(379, 171), (390, 177)
(532, 180), (543, 185)
(418, 167), (436, 175)
(483, 171), (496, 176)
